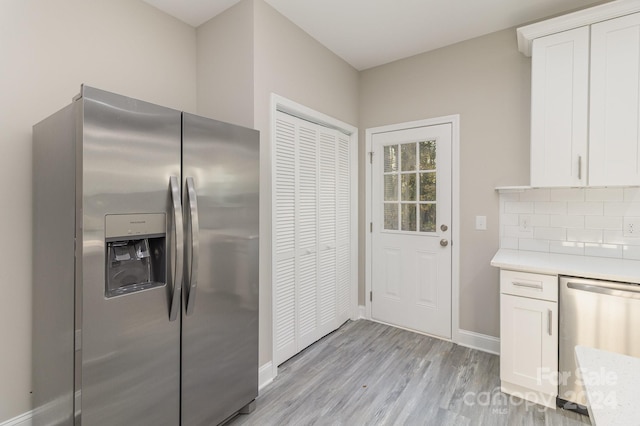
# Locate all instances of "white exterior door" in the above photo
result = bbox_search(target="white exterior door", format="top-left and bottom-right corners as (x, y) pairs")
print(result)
(370, 123), (452, 339)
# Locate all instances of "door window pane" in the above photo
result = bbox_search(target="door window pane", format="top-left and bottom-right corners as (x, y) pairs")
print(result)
(384, 145), (398, 172)
(420, 204), (436, 232)
(419, 172), (436, 201)
(401, 204), (417, 231)
(400, 143), (417, 171)
(384, 175), (398, 201)
(401, 174), (416, 201)
(384, 203), (399, 230)
(419, 140), (436, 170)
(382, 141), (438, 234)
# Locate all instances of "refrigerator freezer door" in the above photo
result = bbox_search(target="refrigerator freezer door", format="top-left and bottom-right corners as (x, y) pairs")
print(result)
(181, 113), (259, 425)
(79, 87), (181, 425)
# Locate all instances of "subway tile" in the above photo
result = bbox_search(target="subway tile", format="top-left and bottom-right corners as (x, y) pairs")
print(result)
(550, 215), (585, 229)
(549, 241), (585, 256)
(530, 215), (551, 227)
(623, 245), (640, 260)
(567, 228), (603, 243)
(623, 188), (640, 202)
(584, 243), (623, 259)
(519, 189), (550, 202)
(603, 230), (624, 245)
(604, 202), (640, 216)
(504, 225), (533, 239)
(505, 201), (534, 214)
(604, 230), (640, 246)
(501, 237), (519, 250)
(500, 193), (521, 203)
(534, 227), (566, 241)
(585, 216), (623, 230)
(550, 188), (585, 202)
(534, 202), (566, 215)
(519, 238), (550, 253)
(568, 202), (604, 216)
(501, 214), (519, 227)
(585, 188), (624, 202)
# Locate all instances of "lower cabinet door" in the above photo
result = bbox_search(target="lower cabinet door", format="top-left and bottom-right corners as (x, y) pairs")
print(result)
(500, 294), (558, 395)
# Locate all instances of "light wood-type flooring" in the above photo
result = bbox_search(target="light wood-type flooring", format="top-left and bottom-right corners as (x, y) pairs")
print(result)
(228, 320), (590, 426)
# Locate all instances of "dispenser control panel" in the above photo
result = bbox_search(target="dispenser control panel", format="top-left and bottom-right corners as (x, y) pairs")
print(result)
(105, 213), (166, 239)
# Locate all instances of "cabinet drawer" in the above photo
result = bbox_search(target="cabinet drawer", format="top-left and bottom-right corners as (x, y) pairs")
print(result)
(500, 270), (558, 302)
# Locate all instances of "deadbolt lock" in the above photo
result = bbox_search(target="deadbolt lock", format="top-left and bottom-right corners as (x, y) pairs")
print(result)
(440, 224), (448, 232)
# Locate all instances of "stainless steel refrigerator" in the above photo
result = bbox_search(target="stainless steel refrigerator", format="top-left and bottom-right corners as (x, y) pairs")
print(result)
(32, 86), (259, 425)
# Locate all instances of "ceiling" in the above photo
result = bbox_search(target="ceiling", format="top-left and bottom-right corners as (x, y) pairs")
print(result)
(142, 0), (605, 70)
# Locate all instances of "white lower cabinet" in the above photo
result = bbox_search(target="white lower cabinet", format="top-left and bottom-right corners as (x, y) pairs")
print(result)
(500, 270), (558, 408)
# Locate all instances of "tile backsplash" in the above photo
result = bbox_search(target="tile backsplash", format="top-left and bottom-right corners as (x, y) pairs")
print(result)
(499, 187), (640, 260)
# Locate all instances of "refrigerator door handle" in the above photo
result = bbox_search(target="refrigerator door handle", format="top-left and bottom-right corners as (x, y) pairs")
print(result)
(185, 177), (200, 316)
(169, 176), (183, 322)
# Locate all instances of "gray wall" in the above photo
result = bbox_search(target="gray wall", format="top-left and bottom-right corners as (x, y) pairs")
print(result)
(359, 28), (531, 337)
(0, 0), (196, 421)
(197, 0), (254, 127)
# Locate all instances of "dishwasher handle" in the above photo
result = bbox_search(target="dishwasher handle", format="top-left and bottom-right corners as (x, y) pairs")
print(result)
(566, 280), (640, 300)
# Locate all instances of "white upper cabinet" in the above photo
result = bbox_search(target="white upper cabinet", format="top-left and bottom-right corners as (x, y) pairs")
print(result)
(531, 27), (589, 187)
(590, 12), (640, 186)
(519, 2), (640, 187)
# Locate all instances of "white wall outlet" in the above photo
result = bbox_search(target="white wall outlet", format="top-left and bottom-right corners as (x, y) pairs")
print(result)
(623, 217), (640, 237)
(475, 215), (487, 231)
(519, 215), (531, 231)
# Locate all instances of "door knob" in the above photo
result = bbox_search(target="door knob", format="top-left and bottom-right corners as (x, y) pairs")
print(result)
(440, 239), (449, 247)
(440, 224), (448, 232)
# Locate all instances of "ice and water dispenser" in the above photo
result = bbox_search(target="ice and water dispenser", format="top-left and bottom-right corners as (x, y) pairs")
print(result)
(105, 213), (166, 297)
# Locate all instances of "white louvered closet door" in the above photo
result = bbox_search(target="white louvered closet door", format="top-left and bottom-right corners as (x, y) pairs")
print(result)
(335, 135), (351, 322)
(297, 124), (319, 350)
(273, 111), (352, 366)
(273, 117), (297, 364)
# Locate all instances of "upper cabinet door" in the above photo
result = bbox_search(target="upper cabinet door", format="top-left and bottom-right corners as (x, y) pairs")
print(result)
(531, 27), (589, 187)
(590, 12), (640, 186)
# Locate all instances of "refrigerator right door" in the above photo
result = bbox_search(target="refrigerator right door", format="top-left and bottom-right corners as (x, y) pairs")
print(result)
(181, 113), (259, 426)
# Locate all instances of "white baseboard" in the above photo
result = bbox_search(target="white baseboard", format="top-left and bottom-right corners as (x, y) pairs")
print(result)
(258, 361), (275, 392)
(456, 328), (500, 355)
(0, 411), (32, 426)
(357, 305), (366, 319)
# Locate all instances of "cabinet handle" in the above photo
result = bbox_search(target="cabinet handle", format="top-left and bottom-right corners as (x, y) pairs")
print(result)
(512, 280), (543, 290)
(547, 309), (552, 336)
(578, 155), (582, 180)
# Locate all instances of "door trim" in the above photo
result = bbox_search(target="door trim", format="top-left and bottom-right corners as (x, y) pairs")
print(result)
(269, 94), (359, 380)
(365, 115), (460, 343)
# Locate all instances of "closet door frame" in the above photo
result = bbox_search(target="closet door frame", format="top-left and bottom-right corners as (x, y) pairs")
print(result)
(270, 94), (358, 379)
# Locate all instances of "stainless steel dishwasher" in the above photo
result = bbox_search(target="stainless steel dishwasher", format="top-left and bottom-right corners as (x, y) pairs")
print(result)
(559, 276), (640, 409)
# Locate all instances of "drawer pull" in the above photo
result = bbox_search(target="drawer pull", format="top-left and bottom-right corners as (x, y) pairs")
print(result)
(512, 280), (543, 290)
(547, 309), (552, 336)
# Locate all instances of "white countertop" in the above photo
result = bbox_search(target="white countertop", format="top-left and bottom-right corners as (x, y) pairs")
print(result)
(491, 249), (640, 284)
(575, 346), (640, 426)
